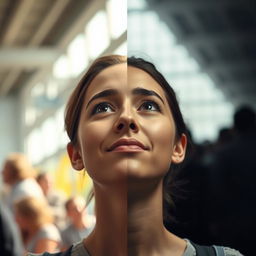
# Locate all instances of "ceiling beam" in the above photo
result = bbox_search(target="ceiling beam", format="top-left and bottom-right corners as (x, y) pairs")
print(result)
(1, 0), (71, 96)
(59, 0), (106, 49)
(0, 70), (21, 96)
(22, 0), (107, 96)
(30, 0), (70, 46)
(2, 0), (35, 45)
(0, 47), (62, 69)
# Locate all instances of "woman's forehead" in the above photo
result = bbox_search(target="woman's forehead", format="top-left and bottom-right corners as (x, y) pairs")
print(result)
(85, 63), (127, 98)
(84, 64), (166, 100)
(128, 66), (165, 96)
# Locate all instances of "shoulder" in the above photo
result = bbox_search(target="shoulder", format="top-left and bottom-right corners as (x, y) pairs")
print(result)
(38, 224), (61, 241)
(222, 246), (244, 256)
(27, 253), (44, 256)
(61, 223), (74, 233)
(187, 240), (244, 256)
(26, 242), (85, 256)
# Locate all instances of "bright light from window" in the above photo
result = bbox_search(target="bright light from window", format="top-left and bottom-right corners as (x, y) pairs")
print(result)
(41, 117), (58, 158)
(52, 55), (71, 79)
(128, 8), (235, 142)
(25, 107), (36, 126)
(31, 83), (45, 97)
(27, 129), (44, 164)
(55, 106), (69, 149)
(107, 0), (127, 39)
(86, 11), (110, 59)
(128, 0), (146, 9)
(46, 80), (58, 100)
(67, 34), (88, 77)
(114, 42), (127, 55)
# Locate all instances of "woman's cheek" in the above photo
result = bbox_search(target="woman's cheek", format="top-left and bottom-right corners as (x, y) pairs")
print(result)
(150, 119), (175, 147)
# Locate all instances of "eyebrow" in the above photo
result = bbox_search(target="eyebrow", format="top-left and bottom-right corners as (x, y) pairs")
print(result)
(86, 87), (165, 109)
(86, 89), (118, 108)
(132, 87), (165, 104)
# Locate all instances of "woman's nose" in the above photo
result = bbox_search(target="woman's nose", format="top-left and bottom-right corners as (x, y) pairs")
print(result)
(116, 121), (138, 131)
(114, 108), (139, 133)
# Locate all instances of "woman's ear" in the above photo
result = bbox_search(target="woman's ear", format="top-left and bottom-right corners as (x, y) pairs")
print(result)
(67, 142), (84, 170)
(171, 134), (187, 164)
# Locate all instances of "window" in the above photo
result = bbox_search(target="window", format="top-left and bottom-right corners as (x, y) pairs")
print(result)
(86, 11), (110, 59)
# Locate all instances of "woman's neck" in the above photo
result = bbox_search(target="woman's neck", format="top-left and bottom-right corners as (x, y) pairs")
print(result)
(128, 180), (182, 256)
(84, 182), (127, 256)
(83, 180), (186, 256)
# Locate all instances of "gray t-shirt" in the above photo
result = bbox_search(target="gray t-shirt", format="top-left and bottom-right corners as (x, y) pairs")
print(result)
(61, 224), (93, 248)
(27, 239), (244, 256)
(26, 224), (61, 253)
(69, 240), (243, 256)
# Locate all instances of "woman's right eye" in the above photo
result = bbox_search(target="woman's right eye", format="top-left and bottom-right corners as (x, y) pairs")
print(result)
(91, 102), (114, 115)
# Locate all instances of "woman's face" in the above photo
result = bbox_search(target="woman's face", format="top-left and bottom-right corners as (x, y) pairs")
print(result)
(68, 64), (186, 186)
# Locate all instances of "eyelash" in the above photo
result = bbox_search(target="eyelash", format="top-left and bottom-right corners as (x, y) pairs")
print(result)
(91, 102), (114, 115)
(91, 100), (161, 115)
(138, 100), (161, 112)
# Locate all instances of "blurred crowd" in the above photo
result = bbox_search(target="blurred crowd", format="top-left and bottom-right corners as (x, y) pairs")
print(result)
(167, 105), (256, 256)
(0, 154), (95, 256)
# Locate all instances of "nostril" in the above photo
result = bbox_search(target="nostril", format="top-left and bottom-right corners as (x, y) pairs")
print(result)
(117, 123), (124, 130)
(130, 123), (136, 130)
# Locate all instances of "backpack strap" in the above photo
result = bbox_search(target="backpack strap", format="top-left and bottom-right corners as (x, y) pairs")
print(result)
(213, 246), (225, 256)
(190, 241), (216, 256)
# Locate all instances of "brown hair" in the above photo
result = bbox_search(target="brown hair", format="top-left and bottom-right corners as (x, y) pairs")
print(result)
(65, 55), (127, 145)
(14, 197), (53, 228)
(4, 153), (36, 183)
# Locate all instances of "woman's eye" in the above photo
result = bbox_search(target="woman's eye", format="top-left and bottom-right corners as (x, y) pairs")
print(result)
(92, 102), (114, 115)
(138, 101), (160, 112)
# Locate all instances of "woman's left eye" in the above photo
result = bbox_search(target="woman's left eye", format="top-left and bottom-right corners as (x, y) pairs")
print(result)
(138, 101), (161, 112)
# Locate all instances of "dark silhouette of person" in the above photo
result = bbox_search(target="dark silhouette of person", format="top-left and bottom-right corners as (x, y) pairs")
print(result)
(206, 105), (256, 256)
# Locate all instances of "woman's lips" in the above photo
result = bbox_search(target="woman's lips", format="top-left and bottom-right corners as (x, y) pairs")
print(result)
(107, 138), (149, 152)
(110, 145), (145, 152)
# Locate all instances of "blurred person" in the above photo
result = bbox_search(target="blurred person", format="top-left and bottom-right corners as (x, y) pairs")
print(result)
(0, 202), (24, 256)
(14, 197), (61, 254)
(29, 55), (242, 256)
(37, 172), (67, 229)
(205, 105), (256, 255)
(1, 153), (44, 210)
(61, 196), (95, 250)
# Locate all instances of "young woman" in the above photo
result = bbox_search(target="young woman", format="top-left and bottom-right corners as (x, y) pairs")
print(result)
(31, 55), (243, 256)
